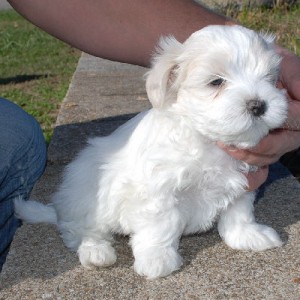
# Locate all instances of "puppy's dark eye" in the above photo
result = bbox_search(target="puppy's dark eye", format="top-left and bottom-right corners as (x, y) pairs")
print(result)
(209, 78), (225, 87)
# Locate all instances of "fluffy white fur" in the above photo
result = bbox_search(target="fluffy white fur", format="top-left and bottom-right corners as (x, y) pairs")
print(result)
(14, 25), (287, 279)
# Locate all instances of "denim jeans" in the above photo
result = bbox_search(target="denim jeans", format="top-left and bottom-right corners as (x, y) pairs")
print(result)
(0, 98), (47, 269)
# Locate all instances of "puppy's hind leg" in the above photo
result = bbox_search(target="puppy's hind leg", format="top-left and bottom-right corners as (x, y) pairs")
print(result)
(218, 192), (283, 251)
(76, 233), (117, 268)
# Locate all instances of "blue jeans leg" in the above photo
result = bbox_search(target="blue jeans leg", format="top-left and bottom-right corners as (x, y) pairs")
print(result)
(0, 98), (47, 269)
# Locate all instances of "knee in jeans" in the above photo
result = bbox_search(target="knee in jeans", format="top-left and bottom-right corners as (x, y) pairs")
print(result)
(0, 98), (47, 202)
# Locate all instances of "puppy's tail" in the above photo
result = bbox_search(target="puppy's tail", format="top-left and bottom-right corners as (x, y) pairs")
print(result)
(14, 197), (57, 225)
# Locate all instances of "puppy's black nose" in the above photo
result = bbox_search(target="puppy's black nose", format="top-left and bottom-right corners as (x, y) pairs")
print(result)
(246, 99), (266, 117)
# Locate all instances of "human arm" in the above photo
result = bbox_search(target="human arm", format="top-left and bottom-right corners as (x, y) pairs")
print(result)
(8, 0), (230, 66)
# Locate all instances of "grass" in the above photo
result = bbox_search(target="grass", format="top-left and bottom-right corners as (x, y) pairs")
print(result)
(231, 3), (299, 55)
(0, 4), (299, 172)
(0, 10), (80, 144)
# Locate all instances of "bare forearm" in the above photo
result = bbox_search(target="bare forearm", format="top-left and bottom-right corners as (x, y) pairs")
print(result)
(8, 0), (230, 66)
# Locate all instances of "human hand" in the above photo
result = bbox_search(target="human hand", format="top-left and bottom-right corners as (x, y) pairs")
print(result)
(219, 46), (300, 191)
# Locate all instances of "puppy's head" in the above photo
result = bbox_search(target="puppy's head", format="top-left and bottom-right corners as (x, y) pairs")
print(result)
(146, 25), (287, 148)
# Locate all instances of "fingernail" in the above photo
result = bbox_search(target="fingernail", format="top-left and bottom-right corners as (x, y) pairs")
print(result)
(226, 145), (238, 152)
(216, 142), (237, 152)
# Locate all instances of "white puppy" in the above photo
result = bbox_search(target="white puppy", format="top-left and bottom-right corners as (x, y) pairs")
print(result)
(15, 25), (287, 279)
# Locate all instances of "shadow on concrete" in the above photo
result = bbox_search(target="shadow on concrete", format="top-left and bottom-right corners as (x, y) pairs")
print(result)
(47, 113), (139, 164)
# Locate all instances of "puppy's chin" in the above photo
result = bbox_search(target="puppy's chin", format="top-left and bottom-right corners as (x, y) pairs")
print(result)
(195, 119), (270, 150)
(218, 138), (260, 150)
(223, 139), (260, 150)
(219, 126), (271, 149)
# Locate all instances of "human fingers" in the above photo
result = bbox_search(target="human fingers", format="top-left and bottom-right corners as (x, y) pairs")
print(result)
(218, 129), (300, 166)
(283, 99), (300, 130)
(245, 166), (269, 191)
(276, 46), (300, 101)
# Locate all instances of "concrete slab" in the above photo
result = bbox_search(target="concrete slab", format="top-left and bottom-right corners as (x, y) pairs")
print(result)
(0, 53), (299, 299)
(0, 0), (12, 10)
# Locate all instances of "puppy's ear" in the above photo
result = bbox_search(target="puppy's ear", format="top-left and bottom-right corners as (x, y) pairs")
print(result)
(145, 36), (183, 108)
(259, 31), (276, 45)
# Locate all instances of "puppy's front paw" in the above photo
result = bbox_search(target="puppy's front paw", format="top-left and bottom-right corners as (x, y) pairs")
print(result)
(133, 247), (183, 279)
(223, 223), (283, 251)
(77, 240), (117, 268)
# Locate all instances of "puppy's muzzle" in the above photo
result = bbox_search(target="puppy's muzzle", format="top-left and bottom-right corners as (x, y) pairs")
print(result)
(246, 99), (266, 117)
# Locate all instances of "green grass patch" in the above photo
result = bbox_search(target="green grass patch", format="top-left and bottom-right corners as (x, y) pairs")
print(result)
(0, 10), (80, 144)
(233, 4), (299, 55)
